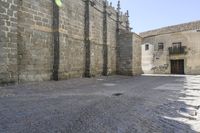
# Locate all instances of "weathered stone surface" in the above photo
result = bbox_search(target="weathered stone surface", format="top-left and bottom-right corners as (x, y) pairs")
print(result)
(118, 30), (142, 75)
(0, 0), (130, 85)
(132, 33), (143, 75)
(17, 0), (53, 83)
(141, 28), (200, 75)
(0, 0), (18, 85)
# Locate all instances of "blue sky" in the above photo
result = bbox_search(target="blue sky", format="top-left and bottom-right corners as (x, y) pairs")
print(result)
(109, 0), (200, 33)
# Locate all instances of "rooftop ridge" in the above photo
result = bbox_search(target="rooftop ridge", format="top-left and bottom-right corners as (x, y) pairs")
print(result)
(140, 20), (200, 38)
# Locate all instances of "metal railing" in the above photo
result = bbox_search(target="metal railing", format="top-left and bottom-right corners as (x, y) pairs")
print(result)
(168, 46), (186, 55)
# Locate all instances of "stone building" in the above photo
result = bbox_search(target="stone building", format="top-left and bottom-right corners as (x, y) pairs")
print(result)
(0, 0), (142, 85)
(140, 21), (200, 75)
(1, 0), (199, 86)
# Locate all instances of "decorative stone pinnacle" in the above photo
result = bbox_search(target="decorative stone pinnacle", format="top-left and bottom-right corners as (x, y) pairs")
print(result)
(126, 10), (129, 18)
(117, 0), (121, 11)
(126, 10), (130, 31)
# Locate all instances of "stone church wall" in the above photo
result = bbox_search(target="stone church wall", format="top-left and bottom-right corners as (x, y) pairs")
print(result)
(118, 30), (142, 75)
(0, 0), (18, 85)
(107, 6), (117, 74)
(59, 0), (85, 79)
(17, 0), (53, 82)
(0, 0), (129, 85)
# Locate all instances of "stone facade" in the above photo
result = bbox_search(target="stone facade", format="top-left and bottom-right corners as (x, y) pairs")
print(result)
(0, 0), (18, 85)
(141, 21), (200, 75)
(0, 0), (133, 85)
(141, 43), (154, 74)
(2, 0), (199, 86)
(59, 0), (85, 79)
(17, 0), (53, 82)
(118, 30), (142, 75)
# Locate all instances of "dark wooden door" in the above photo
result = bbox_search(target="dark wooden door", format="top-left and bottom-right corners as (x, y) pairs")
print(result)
(171, 60), (184, 74)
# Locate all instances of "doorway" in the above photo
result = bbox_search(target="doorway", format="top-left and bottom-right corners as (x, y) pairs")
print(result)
(171, 60), (185, 74)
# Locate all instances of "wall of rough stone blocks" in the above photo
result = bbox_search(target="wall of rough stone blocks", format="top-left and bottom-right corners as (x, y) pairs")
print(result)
(118, 30), (133, 75)
(0, 0), (18, 85)
(118, 30), (142, 75)
(17, 0), (53, 82)
(132, 33), (142, 75)
(58, 0), (128, 78)
(59, 0), (85, 79)
(107, 6), (118, 74)
(0, 0), (130, 85)
(90, 1), (104, 76)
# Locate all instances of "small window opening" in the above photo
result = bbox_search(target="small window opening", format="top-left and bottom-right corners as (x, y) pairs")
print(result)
(158, 43), (164, 50)
(173, 42), (182, 47)
(145, 44), (149, 51)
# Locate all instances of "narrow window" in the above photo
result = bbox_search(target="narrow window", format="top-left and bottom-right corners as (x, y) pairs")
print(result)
(145, 44), (149, 51)
(158, 43), (164, 50)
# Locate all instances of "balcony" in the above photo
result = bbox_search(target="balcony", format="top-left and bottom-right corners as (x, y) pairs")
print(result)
(168, 46), (186, 55)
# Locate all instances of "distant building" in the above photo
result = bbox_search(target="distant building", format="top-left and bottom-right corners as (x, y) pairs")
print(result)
(140, 21), (200, 75)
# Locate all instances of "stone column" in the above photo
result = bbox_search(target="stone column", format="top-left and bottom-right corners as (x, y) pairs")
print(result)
(126, 10), (130, 31)
(116, 0), (121, 74)
(84, 0), (91, 77)
(102, 0), (108, 76)
(116, 0), (120, 32)
(52, 0), (60, 81)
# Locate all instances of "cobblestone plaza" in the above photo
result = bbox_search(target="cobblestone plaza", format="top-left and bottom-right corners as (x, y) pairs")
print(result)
(0, 75), (200, 132)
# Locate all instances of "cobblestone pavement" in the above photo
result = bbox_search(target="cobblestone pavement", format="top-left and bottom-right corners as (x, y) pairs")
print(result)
(0, 75), (200, 133)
